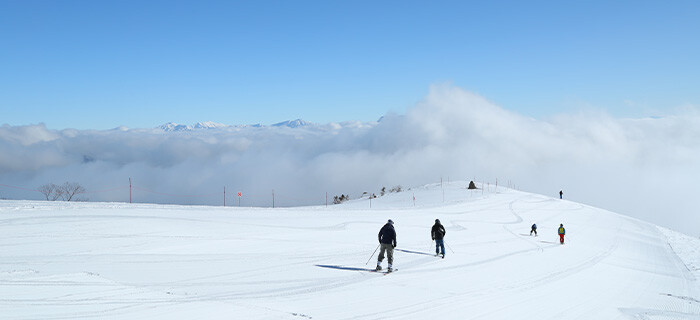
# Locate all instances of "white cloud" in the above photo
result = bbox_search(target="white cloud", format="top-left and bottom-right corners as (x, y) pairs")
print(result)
(0, 123), (59, 146)
(1, 85), (699, 235)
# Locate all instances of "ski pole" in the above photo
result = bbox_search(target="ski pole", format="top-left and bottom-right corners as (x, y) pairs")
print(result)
(445, 241), (456, 254)
(365, 244), (380, 265)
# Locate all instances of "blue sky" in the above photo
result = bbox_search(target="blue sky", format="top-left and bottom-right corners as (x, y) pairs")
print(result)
(1, 0), (699, 129)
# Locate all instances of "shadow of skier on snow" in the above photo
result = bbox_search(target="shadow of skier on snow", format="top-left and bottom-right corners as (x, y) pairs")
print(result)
(394, 248), (436, 256)
(315, 265), (377, 272)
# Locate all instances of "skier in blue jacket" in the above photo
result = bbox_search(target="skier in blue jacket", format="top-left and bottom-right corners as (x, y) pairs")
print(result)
(376, 219), (397, 272)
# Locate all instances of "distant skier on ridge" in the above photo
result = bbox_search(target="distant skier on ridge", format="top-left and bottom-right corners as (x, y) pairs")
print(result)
(559, 190), (563, 199)
(431, 219), (446, 258)
(558, 224), (566, 244)
(530, 223), (537, 236)
(376, 219), (397, 272)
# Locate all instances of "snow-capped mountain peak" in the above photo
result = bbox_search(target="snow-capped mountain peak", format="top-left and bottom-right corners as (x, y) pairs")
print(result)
(192, 121), (228, 129)
(158, 122), (191, 132)
(272, 119), (313, 128)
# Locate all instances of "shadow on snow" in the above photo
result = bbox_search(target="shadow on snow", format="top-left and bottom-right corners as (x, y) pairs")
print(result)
(315, 265), (376, 272)
(395, 248), (436, 256)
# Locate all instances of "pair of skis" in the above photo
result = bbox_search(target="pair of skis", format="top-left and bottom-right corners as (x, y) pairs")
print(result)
(372, 269), (397, 275)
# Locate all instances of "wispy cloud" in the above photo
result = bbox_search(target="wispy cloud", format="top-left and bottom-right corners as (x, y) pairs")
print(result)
(1, 85), (699, 235)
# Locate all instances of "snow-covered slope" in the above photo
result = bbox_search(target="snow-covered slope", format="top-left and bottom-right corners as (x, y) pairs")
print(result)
(1, 182), (698, 319)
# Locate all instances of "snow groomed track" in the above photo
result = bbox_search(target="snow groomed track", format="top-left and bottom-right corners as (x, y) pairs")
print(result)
(1, 182), (698, 319)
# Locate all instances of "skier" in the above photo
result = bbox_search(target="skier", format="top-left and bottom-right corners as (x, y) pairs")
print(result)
(376, 219), (396, 272)
(558, 223), (566, 244)
(530, 223), (537, 236)
(431, 219), (446, 258)
(559, 190), (563, 199)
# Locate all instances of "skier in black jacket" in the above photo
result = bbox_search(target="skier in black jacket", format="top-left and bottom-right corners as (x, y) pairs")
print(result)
(376, 219), (396, 272)
(431, 219), (446, 258)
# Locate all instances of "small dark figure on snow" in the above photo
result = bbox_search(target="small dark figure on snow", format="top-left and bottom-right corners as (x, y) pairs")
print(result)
(558, 224), (566, 244)
(431, 219), (446, 258)
(530, 223), (537, 236)
(376, 219), (397, 272)
(559, 190), (563, 199)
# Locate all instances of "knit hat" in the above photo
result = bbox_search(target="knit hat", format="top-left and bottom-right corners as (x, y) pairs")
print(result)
(388, 219), (394, 225)
(435, 219), (440, 223)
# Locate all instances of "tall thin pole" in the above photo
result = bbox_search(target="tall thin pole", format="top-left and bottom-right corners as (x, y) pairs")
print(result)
(272, 189), (275, 208)
(365, 244), (380, 265)
(445, 241), (456, 254)
(223, 186), (226, 207)
(129, 177), (132, 204)
(325, 192), (328, 208)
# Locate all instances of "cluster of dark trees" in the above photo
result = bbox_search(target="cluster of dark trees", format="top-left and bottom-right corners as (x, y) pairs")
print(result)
(333, 194), (349, 204)
(37, 182), (86, 201)
(380, 185), (402, 196)
(333, 185), (404, 205)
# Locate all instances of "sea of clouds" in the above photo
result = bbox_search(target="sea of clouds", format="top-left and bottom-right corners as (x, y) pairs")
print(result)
(1, 85), (699, 235)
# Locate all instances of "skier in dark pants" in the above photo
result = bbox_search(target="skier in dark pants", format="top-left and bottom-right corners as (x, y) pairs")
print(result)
(431, 219), (446, 258)
(376, 219), (396, 272)
(558, 224), (566, 244)
(530, 223), (537, 236)
(559, 190), (563, 199)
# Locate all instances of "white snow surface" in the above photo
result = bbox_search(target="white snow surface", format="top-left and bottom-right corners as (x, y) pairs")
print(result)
(1, 182), (699, 319)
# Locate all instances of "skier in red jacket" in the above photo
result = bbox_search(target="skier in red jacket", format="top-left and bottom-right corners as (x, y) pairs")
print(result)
(558, 224), (566, 244)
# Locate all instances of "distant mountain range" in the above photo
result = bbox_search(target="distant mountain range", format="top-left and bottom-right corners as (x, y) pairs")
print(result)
(157, 121), (269, 132)
(156, 118), (379, 132)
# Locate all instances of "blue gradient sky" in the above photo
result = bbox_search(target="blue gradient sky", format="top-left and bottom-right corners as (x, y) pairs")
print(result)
(1, 0), (699, 129)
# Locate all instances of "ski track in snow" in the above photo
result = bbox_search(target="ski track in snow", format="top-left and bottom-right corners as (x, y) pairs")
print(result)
(0, 183), (699, 319)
